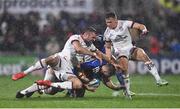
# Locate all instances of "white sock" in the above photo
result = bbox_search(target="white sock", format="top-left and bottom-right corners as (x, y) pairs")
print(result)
(148, 66), (161, 82)
(24, 59), (47, 74)
(20, 83), (47, 94)
(20, 83), (39, 94)
(124, 77), (131, 93)
(145, 62), (161, 82)
(51, 81), (72, 89)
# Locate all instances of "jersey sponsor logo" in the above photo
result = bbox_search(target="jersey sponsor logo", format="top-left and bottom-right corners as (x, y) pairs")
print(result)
(113, 35), (128, 42)
(92, 66), (100, 73)
(119, 26), (124, 31)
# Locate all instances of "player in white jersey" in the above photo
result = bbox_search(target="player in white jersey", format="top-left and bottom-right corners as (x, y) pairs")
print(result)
(12, 27), (104, 98)
(34, 35), (123, 97)
(104, 12), (168, 99)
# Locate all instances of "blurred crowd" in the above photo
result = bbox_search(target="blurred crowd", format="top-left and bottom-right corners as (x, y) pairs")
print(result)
(0, 0), (179, 57)
(0, 11), (105, 57)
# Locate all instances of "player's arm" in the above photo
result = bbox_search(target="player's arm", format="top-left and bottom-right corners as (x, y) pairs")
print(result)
(83, 84), (96, 92)
(104, 28), (112, 61)
(79, 72), (97, 92)
(12, 54), (60, 81)
(95, 50), (112, 63)
(72, 40), (102, 62)
(102, 77), (123, 91)
(78, 72), (91, 83)
(101, 43), (120, 67)
(104, 41), (112, 61)
(110, 55), (123, 70)
(132, 22), (148, 35)
(95, 50), (122, 70)
(78, 72), (97, 92)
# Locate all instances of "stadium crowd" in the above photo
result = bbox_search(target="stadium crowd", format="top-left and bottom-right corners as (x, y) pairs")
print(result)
(0, 0), (179, 57)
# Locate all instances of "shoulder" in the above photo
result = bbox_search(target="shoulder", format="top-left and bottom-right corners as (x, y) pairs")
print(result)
(119, 20), (133, 28)
(67, 34), (81, 45)
(69, 34), (80, 39)
(69, 34), (81, 41)
(122, 20), (133, 25)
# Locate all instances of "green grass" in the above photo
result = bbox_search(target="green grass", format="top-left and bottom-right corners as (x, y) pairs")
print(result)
(0, 56), (35, 64)
(0, 74), (180, 108)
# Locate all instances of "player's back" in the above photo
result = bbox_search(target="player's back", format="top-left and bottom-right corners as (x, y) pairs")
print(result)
(60, 35), (80, 61)
(61, 34), (97, 65)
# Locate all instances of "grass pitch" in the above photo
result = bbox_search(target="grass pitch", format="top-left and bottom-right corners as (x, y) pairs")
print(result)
(0, 74), (180, 108)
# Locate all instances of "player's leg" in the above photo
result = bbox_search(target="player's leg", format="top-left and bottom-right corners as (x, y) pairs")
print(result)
(37, 56), (83, 90)
(12, 54), (60, 80)
(131, 47), (168, 86)
(42, 68), (65, 95)
(36, 56), (90, 97)
(55, 73), (83, 88)
(37, 75), (83, 90)
(16, 68), (55, 98)
(116, 56), (132, 99)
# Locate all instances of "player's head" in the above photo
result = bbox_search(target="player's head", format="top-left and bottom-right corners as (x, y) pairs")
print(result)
(100, 64), (115, 77)
(82, 26), (97, 42)
(105, 12), (118, 29)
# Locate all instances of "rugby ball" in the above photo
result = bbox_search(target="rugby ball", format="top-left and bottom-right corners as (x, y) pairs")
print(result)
(88, 78), (100, 88)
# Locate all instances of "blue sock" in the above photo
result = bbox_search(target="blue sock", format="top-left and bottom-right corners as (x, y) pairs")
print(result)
(115, 70), (125, 86)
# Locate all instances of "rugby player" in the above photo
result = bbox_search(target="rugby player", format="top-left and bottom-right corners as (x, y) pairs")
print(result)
(13, 27), (104, 98)
(104, 12), (168, 99)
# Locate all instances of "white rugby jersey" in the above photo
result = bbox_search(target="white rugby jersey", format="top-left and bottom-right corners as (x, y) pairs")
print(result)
(104, 20), (133, 51)
(60, 34), (96, 65)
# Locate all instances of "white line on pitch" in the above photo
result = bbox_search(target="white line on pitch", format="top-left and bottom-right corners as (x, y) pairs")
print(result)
(137, 93), (180, 97)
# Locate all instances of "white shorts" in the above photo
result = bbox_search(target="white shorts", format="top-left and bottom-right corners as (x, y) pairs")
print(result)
(113, 45), (136, 59)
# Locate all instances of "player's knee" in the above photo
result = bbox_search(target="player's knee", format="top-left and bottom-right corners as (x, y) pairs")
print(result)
(145, 61), (155, 70)
(118, 57), (128, 72)
(137, 48), (146, 56)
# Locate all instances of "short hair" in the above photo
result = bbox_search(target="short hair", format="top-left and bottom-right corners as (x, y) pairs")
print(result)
(82, 26), (97, 34)
(105, 12), (117, 19)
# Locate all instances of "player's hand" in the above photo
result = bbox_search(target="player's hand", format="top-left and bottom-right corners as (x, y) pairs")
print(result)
(112, 63), (122, 70)
(93, 52), (103, 65)
(140, 29), (149, 37)
(83, 84), (96, 92)
(12, 72), (27, 81)
(78, 72), (90, 83)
